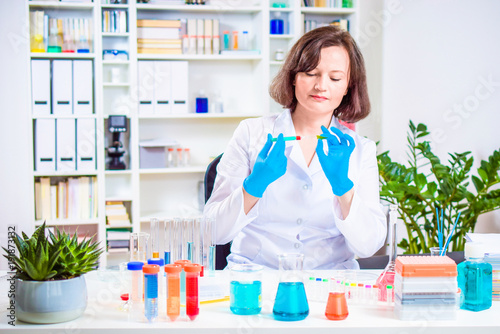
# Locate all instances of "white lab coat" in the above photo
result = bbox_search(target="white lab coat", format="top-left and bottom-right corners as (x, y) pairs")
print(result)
(204, 110), (387, 270)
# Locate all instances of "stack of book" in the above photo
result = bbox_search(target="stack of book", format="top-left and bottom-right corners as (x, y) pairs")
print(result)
(107, 230), (131, 253)
(304, 19), (349, 33)
(105, 201), (131, 227)
(302, 0), (352, 7)
(137, 19), (182, 54)
(102, 10), (127, 34)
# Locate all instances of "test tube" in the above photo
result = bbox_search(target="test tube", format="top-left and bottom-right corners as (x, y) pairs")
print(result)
(171, 218), (182, 263)
(358, 283), (364, 302)
(143, 264), (159, 322)
(193, 218), (202, 267)
(386, 285), (393, 305)
(184, 263), (202, 321)
(202, 217), (216, 276)
(182, 218), (194, 261)
(165, 264), (182, 321)
(151, 218), (160, 259)
(164, 218), (172, 265)
(176, 148), (183, 167)
(174, 259), (191, 306)
(127, 261), (144, 322)
(148, 258), (165, 315)
(322, 279), (329, 302)
(365, 285), (372, 304)
(232, 31), (239, 50)
(130, 232), (149, 263)
(223, 30), (230, 50)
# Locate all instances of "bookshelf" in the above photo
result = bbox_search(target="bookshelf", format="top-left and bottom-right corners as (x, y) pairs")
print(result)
(26, 0), (358, 267)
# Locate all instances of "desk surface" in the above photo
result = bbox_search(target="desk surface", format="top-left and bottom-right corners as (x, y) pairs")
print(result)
(1, 270), (499, 334)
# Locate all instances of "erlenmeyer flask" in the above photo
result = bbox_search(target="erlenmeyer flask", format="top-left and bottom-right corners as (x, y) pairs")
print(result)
(376, 204), (398, 302)
(272, 253), (309, 321)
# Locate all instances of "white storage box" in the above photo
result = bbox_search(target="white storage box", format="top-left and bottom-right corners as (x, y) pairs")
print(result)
(395, 272), (457, 294)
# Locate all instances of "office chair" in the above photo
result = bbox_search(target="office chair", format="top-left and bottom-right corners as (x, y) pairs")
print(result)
(204, 154), (232, 270)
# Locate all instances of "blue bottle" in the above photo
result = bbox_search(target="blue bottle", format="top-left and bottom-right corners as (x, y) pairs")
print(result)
(457, 243), (492, 311)
(270, 12), (284, 35)
(196, 90), (208, 113)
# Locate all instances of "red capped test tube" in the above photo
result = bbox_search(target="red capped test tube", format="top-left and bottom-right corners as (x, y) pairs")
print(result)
(184, 263), (202, 321)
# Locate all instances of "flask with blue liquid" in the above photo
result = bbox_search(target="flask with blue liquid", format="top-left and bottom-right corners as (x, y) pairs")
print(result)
(273, 253), (309, 321)
(457, 242), (492, 312)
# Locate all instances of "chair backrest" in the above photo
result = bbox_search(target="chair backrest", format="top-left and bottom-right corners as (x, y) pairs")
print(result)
(204, 153), (223, 203)
(203, 153), (230, 269)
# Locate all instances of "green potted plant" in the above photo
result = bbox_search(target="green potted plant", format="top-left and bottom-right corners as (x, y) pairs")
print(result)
(3, 223), (103, 324)
(377, 121), (500, 254)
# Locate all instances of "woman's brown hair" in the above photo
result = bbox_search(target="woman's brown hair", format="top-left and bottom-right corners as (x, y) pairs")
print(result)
(269, 25), (370, 123)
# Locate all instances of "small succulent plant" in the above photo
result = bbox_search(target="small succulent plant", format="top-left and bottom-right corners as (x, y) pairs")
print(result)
(3, 223), (103, 281)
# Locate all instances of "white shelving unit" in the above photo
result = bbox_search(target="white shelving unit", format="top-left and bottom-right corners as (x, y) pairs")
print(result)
(26, 0), (358, 267)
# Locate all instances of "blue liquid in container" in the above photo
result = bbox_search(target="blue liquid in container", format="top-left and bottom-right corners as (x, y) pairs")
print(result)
(187, 241), (194, 261)
(273, 282), (309, 321)
(457, 259), (492, 311)
(144, 273), (158, 322)
(164, 251), (171, 265)
(208, 245), (216, 272)
(230, 281), (262, 315)
(180, 269), (186, 304)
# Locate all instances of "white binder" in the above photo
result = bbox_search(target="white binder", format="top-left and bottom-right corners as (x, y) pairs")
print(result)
(73, 60), (93, 115)
(52, 60), (73, 115)
(138, 60), (155, 114)
(35, 119), (56, 172)
(76, 118), (96, 171)
(154, 61), (172, 114)
(31, 60), (51, 116)
(170, 61), (189, 114)
(56, 118), (76, 172)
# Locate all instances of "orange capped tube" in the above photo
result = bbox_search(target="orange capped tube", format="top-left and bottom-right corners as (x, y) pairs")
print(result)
(165, 264), (182, 321)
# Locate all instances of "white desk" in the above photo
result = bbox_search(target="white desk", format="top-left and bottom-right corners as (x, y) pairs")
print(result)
(1, 270), (499, 334)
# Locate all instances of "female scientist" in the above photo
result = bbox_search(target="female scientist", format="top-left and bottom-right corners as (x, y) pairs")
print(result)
(204, 26), (387, 269)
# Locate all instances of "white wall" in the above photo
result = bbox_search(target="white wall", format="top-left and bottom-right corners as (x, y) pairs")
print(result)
(379, 0), (500, 232)
(0, 1), (33, 270)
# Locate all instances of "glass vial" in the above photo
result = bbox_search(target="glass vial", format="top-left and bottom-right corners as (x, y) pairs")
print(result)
(167, 148), (175, 167)
(183, 148), (190, 167)
(240, 31), (249, 50)
(232, 31), (238, 50)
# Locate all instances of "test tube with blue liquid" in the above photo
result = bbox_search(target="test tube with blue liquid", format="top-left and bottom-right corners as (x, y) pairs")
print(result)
(148, 258), (165, 315)
(164, 218), (173, 265)
(273, 253), (309, 321)
(202, 217), (216, 276)
(183, 218), (194, 261)
(230, 264), (263, 315)
(142, 264), (159, 322)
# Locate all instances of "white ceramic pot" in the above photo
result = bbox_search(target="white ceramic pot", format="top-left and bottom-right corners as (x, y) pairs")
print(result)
(15, 275), (87, 324)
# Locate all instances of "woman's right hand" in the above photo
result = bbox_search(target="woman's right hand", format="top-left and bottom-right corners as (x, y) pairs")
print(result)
(243, 133), (287, 198)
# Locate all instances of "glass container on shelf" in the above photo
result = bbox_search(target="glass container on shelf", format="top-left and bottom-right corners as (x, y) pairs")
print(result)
(376, 204), (398, 302)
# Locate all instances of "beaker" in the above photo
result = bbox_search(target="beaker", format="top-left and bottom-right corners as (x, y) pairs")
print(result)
(272, 253), (309, 321)
(130, 232), (150, 263)
(325, 271), (348, 320)
(430, 247), (441, 256)
(230, 264), (263, 315)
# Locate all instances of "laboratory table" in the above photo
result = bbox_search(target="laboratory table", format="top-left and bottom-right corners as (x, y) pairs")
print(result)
(1, 269), (499, 334)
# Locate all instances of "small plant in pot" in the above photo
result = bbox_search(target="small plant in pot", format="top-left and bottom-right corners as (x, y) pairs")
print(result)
(3, 223), (103, 324)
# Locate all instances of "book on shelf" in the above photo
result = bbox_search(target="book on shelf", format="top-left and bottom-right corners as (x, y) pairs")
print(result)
(107, 247), (129, 253)
(137, 19), (181, 29)
(107, 230), (131, 241)
(219, 50), (260, 56)
(137, 27), (181, 40)
(35, 176), (98, 221)
(29, 11), (93, 53)
(137, 48), (182, 54)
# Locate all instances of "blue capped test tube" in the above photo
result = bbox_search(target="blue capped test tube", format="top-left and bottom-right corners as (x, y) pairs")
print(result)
(143, 264), (159, 322)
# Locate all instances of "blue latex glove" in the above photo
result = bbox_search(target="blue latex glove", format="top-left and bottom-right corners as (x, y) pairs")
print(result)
(243, 133), (287, 198)
(316, 125), (355, 196)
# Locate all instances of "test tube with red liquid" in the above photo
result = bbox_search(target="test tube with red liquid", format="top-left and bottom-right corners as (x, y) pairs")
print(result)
(184, 263), (202, 321)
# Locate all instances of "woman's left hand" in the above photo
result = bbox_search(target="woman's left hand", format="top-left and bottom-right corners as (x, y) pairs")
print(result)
(316, 125), (355, 196)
